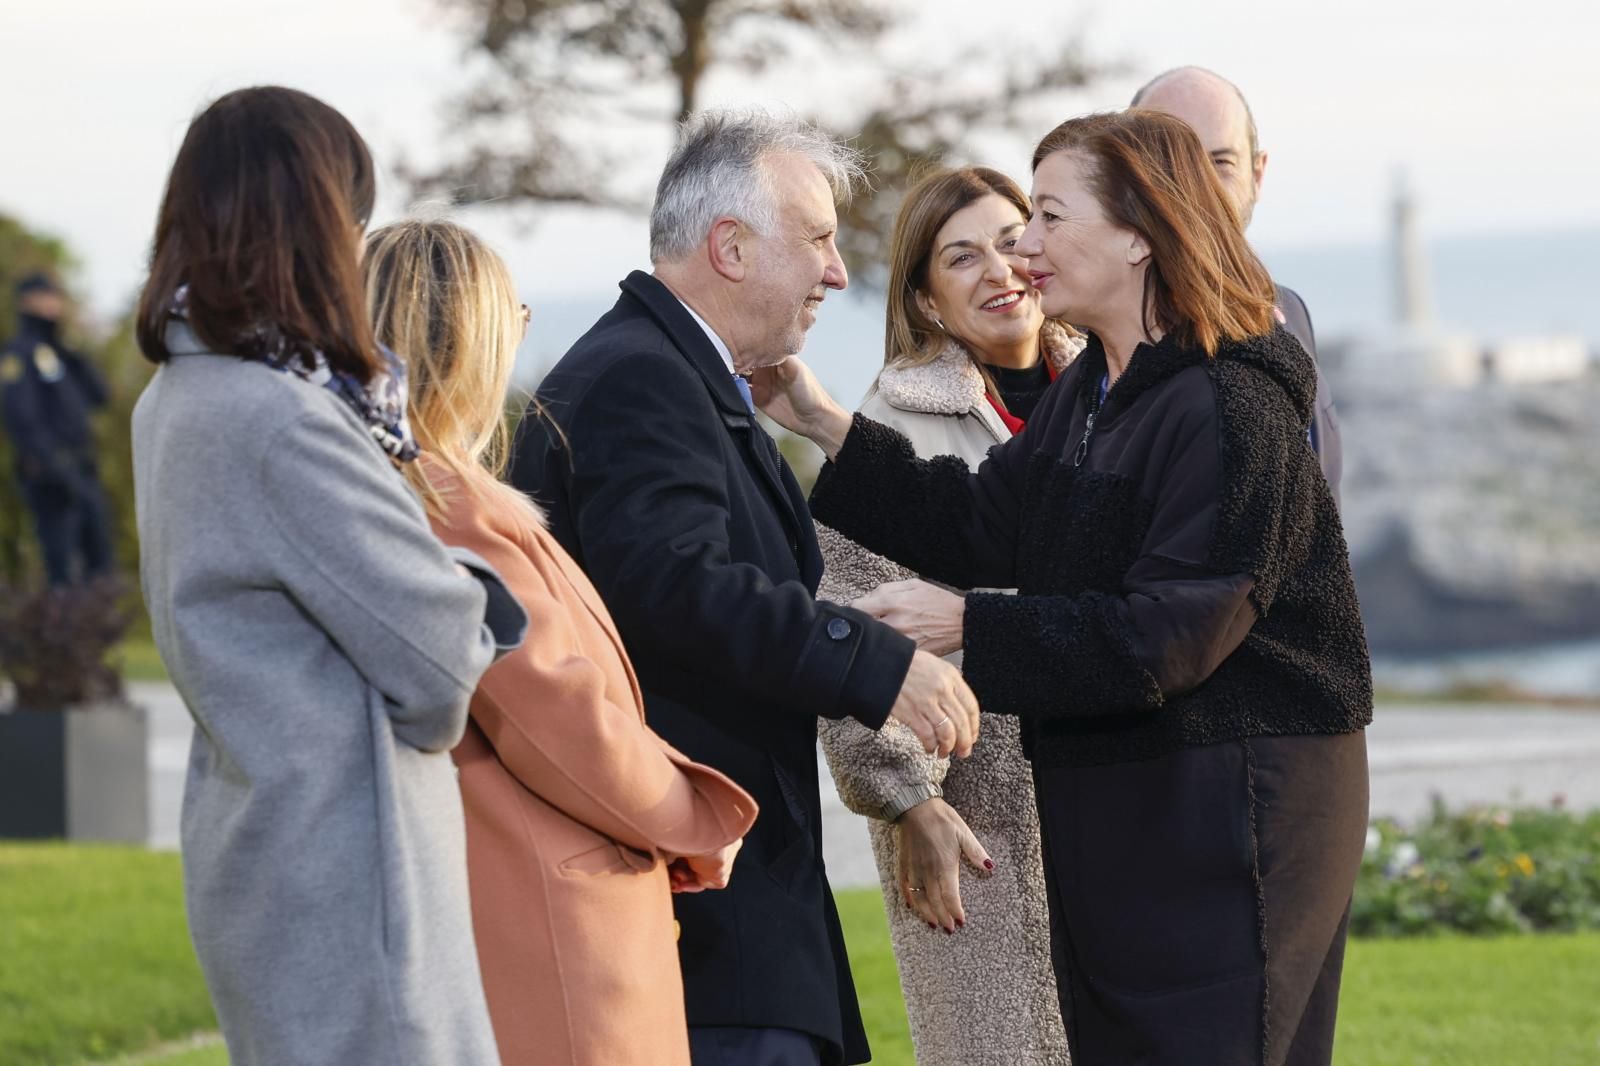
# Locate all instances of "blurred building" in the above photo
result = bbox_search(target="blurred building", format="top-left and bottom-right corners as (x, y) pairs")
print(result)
(1336, 175), (1591, 391)
(1484, 334), (1591, 384)
(1328, 175), (1600, 657)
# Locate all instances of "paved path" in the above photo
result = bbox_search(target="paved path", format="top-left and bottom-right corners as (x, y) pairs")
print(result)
(139, 680), (191, 852)
(133, 683), (1600, 887)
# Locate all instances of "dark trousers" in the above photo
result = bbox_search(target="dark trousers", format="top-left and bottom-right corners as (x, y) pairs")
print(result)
(1034, 731), (1370, 1066)
(689, 1026), (825, 1066)
(21, 474), (113, 586)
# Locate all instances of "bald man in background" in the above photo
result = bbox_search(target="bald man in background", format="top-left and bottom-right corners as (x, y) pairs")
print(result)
(1133, 66), (1344, 508)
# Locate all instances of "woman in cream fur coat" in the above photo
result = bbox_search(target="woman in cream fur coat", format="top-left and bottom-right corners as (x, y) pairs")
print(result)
(818, 166), (1082, 1066)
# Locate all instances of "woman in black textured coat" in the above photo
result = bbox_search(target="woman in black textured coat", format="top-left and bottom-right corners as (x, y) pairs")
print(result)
(752, 110), (1372, 1066)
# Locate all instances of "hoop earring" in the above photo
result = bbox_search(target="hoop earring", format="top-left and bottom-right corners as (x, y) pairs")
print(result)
(933, 317), (946, 332)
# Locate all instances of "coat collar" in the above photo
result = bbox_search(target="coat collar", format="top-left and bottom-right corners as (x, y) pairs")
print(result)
(618, 271), (751, 419)
(1073, 330), (1194, 417)
(1075, 323), (1316, 423)
(873, 319), (1084, 417)
(618, 270), (811, 553)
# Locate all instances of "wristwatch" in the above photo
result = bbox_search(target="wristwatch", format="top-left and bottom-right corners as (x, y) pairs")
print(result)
(880, 782), (943, 823)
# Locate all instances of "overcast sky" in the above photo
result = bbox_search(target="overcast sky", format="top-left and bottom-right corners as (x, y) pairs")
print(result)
(2, 0), (1596, 321)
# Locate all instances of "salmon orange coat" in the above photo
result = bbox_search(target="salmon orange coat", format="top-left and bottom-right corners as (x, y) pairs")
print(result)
(426, 462), (758, 1066)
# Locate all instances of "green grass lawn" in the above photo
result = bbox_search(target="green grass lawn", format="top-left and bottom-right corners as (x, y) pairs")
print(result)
(115, 637), (168, 684)
(835, 890), (916, 1063)
(0, 845), (214, 1066)
(4, 845), (1597, 1065)
(836, 896), (1600, 1066)
(1334, 935), (1600, 1065)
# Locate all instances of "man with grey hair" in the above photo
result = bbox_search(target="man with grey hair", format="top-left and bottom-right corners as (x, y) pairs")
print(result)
(512, 110), (980, 1066)
(1133, 66), (1345, 507)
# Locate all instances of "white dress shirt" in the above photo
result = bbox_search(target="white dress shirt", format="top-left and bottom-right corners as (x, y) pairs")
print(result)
(676, 297), (736, 375)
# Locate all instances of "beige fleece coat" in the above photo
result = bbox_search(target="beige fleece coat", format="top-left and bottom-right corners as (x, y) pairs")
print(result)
(818, 324), (1081, 1066)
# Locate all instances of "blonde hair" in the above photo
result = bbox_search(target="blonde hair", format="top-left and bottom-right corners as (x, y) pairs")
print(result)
(362, 219), (543, 525)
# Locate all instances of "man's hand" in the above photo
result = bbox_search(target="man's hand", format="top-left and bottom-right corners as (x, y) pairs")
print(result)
(896, 797), (994, 934)
(855, 579), (965, 658)
(746, 357), (853, 460)
(666, 838), (744, 893)
(889, 650), (979, 759)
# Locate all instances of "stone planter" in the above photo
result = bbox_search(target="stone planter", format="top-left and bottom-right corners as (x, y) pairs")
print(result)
(0, 700), (149, 843)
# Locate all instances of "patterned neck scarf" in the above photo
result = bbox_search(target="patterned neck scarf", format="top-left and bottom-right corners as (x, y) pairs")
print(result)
(170, 285), (418, 463)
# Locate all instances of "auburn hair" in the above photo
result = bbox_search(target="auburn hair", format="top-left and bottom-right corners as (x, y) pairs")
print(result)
(136, 86), (381, 379)
(1032, 110), (1276, 354)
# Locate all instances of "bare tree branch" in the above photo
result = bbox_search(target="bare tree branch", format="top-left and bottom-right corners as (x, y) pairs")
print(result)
(408, 0), (1114, 282)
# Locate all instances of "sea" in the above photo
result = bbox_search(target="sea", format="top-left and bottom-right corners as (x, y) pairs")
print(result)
(1374, 639), (1600, 701)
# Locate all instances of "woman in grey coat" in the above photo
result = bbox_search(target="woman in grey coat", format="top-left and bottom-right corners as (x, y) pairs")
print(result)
(130, 88), (524, 1066)
(818, 167), (1082, 1066)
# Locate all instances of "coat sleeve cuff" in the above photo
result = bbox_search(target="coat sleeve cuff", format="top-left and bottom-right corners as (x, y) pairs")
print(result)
(839, 610), (913, 731)
(818, 716), (948, 819)
(963, 591), (1163, 718)
(795, 602), (914, 730)
(448, 546), (529, 658)
(880, 781), (943, 823)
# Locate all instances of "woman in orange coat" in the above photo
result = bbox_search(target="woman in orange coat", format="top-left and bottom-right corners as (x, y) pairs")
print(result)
(363, 219), (757, 1066)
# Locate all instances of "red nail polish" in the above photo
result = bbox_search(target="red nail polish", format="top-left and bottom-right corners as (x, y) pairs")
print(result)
(983, 860), (995, 871)
(927, 922), (937, 930)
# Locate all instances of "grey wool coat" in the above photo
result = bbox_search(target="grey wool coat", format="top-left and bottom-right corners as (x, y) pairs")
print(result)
(132, 326), (526, 1066)
(818, 324), (1081, 1066)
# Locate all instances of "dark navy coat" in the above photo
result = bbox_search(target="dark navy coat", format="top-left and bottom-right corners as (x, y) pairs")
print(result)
(1276, 284), (1343, 510)
(512, 271), (914, 1065)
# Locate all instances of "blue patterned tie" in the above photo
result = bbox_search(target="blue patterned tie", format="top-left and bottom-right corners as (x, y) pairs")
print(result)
(732, 373), (756, 414)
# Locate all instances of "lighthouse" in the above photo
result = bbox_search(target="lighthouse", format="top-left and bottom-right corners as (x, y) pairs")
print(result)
(1358, 171), (1482, 388)
(1392, 171), (1432, 329)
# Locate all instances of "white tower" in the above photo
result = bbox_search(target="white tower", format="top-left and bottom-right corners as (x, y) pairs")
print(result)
(1392, 170), (1432, 328)
(1354, 170), (1481, 388)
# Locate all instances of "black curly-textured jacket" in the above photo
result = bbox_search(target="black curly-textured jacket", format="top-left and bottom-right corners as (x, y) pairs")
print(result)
(810, 326), (1373, 769)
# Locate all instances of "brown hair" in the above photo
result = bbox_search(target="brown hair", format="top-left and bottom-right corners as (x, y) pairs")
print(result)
(884, 166), (1033, 374)
(1031, 110), (1275, 355)
(135, 86), (381, 380)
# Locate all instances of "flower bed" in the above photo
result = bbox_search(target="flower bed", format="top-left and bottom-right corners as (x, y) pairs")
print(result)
(1355, 798), (1600, 936)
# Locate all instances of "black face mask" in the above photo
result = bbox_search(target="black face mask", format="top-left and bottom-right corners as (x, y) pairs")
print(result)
(17, 312), (61, 341)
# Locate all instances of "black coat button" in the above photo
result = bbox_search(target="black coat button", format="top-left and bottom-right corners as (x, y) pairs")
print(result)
(826, 618), (852, 640)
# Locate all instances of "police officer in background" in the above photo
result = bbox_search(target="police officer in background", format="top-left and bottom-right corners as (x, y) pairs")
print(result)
(0, 272), (114, 585)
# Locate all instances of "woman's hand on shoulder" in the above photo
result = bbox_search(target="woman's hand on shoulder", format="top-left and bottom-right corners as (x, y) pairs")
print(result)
(747, 357), (852, 459)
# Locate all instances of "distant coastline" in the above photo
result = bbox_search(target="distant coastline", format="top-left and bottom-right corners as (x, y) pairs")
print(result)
(516, 224), (1600, 393)
(1260, 223), (1600, 352)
